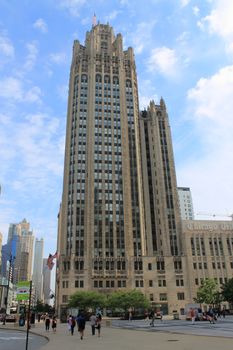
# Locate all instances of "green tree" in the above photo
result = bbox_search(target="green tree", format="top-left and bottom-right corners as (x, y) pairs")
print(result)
(195, 278), (218, 305)
(221, 278), (233, 304)
(33, 300), (55, 314)
(68, 291), (106, 311)
(34, 299), (44, 313)
(107, 290), (150, 313)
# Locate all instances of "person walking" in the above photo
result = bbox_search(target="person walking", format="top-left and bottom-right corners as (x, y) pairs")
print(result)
(149, 310), (155, 327)
(95, 313), (102, 337)
(128, 311), (132, 321)
(45, 314), (50, 331)
(77, 313), (86, 340)
(190, 308), (195, 325)
(90, 313), (97, 335)
(52, 316), (57, 333)
(70, 316), (76, 335)
(67, 315), (72, 333)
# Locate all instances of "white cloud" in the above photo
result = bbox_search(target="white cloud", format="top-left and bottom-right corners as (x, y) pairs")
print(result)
(198, 0), (233, 53)
(147, 46), (178, 77)
(180, 0), (191, 7)
(128, 21), (156, 55)
(0, 32), (14, 57)
(192, 6), (200, 16)
(0, 77), (41, 103)
(178, 65), (233, 215)
(49, 52), (67, 64)
(24, 41), (38, 71)
(59, 0), (87, 16)
(0, 77), (23, 100)
(120, 0), (129, 4)
(24, 86), (42, 103)
(105, 10), (121, 22)
(138, 79), (159, 110)
(57, 84), (68, 101)
(0, 114), (11, 125)
(187, 65), (233, 128)
(33, 18), (48, 33)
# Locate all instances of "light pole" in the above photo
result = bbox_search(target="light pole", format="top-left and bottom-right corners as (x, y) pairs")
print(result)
(2, 254), (15, 325)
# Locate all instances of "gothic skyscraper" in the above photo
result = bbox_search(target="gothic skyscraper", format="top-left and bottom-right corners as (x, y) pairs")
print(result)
(56, 23), (146, 316)
(56, 23), (190, 318)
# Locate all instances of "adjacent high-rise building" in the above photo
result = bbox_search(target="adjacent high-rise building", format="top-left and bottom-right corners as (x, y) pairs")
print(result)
(32, 238), (44, 301)
(2, 219), (34, 283)
(56, 22), (233, 317)
(0, 232), (2, 272)
(178, 187), (194, 220)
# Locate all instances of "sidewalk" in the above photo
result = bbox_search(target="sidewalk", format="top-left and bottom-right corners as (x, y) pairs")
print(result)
(2, 320), (232, 350)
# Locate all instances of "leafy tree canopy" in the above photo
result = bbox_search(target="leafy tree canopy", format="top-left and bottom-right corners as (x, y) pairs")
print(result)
(68, 291), (106, 310)
(107, 290), (150, 311)
(195, 278), (218, 305)
(34, 300), (54, 314)
(221, 278), (233, 303)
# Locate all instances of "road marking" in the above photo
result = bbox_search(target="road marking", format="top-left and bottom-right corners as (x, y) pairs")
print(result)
(0, 336), (25, 340)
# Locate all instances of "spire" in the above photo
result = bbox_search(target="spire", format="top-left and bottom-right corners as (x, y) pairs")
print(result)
(92, 13), (97, 27)
(160, 97), (166, 110)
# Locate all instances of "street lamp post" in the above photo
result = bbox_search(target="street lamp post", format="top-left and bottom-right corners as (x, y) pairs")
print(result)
(3, 254), (14, 325)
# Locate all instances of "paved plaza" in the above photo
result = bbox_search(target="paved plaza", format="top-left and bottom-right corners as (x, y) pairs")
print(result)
(1, 317), (233, 350)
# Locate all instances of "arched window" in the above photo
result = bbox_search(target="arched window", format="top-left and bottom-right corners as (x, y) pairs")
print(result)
(104, 75), (110, 84)
(113, 76), (119, 85)
(95, 74), (102, 83)
(126, 79), (132, 88)
(157, 111), (162, 116)
(81, 74), (88, 83)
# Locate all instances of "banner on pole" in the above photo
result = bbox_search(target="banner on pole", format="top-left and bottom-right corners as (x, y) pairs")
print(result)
(16, 281), (30, 301)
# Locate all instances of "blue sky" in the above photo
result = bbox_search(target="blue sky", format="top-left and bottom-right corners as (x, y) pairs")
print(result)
(1, 0), (233, 257)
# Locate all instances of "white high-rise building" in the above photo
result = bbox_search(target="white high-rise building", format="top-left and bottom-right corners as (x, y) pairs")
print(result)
(178, 187), (194, 220)
(32, 238), (44, 301)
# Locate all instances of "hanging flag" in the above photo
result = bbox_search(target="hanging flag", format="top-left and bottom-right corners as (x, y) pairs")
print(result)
(47, 252), (57, 270)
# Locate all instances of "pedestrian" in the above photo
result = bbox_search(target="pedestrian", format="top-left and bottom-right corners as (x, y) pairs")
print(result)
(149, 310), (155, 327)
(45, 314), (50, 331)
(128, 311), (132, 321)
(159, 310), (163, 322)
(190, 308), (195, 325)
(90, 313), (97, 335)
(207, 307), (215, 324)
(144, 310), (149, 321)
(67, 315), (72, 332)
(222, 309), (226, 318)
(77, 313), (86, 340)
(95, 313), (102, 337)
(52, 316), (57, 333)
(70, 316), (76, 335)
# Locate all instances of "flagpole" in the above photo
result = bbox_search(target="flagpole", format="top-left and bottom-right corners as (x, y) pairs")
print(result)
(25, 280), (32, 350)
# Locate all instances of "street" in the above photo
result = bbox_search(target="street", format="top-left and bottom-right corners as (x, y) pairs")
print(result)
(111, 316), (233, 338)
(0, 329), (48, 350)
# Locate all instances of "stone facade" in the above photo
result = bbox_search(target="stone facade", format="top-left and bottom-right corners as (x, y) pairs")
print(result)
(56, 23), (233, 317)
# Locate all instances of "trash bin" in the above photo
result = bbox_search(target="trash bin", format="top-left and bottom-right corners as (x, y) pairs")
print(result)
(19, 318), (25, 326)
(173, 313), (179, 320)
